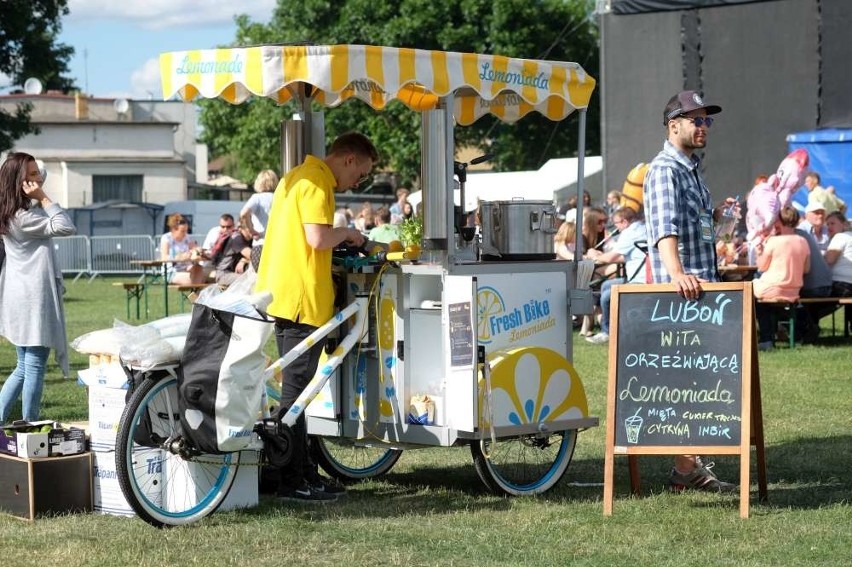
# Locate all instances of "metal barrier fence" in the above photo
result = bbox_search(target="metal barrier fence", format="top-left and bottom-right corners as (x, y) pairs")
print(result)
(53, 235), (91, 278)
(52, 235), (212, 281)
(89, 235), (156, 276)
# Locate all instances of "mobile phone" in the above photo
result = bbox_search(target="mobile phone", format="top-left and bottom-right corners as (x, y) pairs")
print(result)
(35, 159), (47, 182)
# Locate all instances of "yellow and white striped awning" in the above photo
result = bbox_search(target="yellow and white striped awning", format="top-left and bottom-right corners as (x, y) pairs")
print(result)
(160, 44), (595, 125)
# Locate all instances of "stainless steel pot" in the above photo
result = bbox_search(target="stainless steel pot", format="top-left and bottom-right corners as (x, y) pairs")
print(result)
(479, 200), (557, 260)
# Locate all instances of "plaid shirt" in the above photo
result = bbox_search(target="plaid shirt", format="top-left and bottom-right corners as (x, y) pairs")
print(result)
(644, 140), (718, 283)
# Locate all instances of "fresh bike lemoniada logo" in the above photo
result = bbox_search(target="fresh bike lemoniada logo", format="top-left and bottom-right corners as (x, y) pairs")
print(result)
(477, 286), (556, 345)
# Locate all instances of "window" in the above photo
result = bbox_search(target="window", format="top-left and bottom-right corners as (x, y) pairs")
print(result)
(92, 175), (143, 202)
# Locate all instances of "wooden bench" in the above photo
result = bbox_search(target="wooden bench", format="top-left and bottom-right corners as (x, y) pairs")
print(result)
(168, 283), (212, 312)
(112, 281), (146, 319)
(756, 297), (852, 348)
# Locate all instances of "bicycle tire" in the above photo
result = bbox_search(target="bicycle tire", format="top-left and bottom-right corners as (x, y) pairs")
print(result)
(470, 429), (577, 496)
(115, 373), (240, 527)
(311, 435), (402, 480)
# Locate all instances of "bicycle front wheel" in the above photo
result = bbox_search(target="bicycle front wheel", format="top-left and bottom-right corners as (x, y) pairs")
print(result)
(470, 429), (577, 496)
(311, 436), (402, 481)
(115, 373), (240, 527)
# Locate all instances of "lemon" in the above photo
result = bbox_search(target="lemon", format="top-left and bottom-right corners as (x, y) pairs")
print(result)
(387, 240), (404, 253)
(404, 244), (421, 257)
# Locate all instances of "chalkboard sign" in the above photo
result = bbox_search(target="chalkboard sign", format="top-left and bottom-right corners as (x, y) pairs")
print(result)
(604, 282), (767, 518)
(612, 286), (744, 447)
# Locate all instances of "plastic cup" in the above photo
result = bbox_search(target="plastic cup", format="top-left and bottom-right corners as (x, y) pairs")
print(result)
(624, 415), (643, 444)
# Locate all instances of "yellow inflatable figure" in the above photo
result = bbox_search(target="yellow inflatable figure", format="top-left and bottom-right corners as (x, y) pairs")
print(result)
(620, 162), (648, 213)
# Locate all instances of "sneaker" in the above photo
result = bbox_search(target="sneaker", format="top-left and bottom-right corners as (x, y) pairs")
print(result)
(585, 332), (609, 345)
(669, 459), (737, 493)
(278, 482), (338, 503)
(308, 476), (347, 497)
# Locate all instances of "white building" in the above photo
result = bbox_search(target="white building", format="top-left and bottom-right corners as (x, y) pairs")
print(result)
(0, 92), (207, 235)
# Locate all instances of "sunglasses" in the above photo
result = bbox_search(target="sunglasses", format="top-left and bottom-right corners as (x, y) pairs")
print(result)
(679, 115), (714, 128)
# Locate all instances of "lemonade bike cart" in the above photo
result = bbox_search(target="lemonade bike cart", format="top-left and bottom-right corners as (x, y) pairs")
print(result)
(116, 44), (599, 527)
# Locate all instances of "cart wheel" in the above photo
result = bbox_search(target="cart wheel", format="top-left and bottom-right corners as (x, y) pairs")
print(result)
(470, 429), (577, 496)
(310, 436), (402, 481)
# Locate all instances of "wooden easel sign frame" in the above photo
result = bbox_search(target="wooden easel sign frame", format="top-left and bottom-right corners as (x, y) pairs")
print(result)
(603, 282), (767, 518)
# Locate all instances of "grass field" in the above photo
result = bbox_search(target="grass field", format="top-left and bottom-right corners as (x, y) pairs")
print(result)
(1, 276), (850, 567)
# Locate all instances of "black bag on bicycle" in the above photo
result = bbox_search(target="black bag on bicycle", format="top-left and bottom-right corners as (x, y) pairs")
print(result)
(178, 302), (273, 454)
(121, 363), (182, 448)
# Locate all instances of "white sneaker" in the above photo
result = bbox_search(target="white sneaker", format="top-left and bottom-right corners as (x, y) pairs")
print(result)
(585, 332), (609, 344)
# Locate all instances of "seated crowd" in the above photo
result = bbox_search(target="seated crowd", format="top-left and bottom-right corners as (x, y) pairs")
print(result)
(558, 169), (851, 349)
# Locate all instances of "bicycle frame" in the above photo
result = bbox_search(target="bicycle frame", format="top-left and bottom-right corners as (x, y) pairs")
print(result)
(259, 293), (371, 429)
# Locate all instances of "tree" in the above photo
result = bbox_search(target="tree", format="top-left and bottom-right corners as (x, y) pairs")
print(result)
(0, 0), (76, 153)
(199, 0), (599, 184)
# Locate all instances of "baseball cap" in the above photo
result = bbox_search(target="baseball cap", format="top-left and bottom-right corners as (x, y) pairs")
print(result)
(663, 90), (722, 124)
(805, 200), (826, 213)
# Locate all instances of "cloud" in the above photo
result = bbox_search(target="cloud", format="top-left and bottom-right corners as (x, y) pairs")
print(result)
(66, 0), (276, 29)
(130, 58), (163, 100)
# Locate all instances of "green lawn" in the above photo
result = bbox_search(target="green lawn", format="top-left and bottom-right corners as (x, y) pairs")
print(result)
(1, 276), (850, 567)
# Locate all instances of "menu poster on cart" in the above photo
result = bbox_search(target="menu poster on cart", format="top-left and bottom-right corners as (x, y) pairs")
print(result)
(448, 302), (474, 367)
(612, 286), (744, 448)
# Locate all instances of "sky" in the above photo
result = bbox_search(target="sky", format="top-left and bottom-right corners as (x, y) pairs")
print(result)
(56, 0), (277, 100)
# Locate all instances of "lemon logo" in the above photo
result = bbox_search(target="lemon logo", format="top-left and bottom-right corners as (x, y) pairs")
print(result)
(477, 286), (505, 344)
(477, 347), (588, 428)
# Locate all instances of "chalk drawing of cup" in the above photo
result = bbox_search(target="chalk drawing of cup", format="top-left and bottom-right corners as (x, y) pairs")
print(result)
(624, 408), (643, 444)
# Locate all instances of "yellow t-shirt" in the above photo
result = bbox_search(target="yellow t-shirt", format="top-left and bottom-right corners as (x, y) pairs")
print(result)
(255, 155), (336, 326)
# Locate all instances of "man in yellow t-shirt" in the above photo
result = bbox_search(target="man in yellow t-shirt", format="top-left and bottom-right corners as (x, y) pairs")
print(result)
(256, 132), (377, 503)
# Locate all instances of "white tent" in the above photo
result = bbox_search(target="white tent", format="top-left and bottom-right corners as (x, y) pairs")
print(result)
(409, 156), (603, 212)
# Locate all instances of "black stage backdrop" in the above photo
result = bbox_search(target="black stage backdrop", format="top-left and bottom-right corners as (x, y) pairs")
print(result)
(612, 0), (771, 15)
(600, 0), (851, 203)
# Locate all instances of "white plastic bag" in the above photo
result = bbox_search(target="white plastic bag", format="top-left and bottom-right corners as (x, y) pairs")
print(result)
(112, 319), (179, 369)
(70, 327), (121, 355)
(195, 267), (272, 320)
(143, 313), (192, 338)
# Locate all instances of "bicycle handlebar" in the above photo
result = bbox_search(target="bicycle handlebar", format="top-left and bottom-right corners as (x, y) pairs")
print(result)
(333, 246), (420, 269)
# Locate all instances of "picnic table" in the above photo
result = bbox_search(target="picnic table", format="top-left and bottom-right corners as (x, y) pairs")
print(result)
(130, 259), (207, 317)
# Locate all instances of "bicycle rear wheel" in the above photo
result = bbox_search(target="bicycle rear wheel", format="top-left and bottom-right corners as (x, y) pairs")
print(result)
(115, 373), (240, 527)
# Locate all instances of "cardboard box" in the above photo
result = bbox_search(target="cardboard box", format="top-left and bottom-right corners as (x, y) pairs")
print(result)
(163, 450), (259, 513)
(92, 446), (163, 517)
(87, 387), (128, 447)
(49, 427), (87, 456)
(219, 450), (259, 512)
(0, 452), (92, 520)
(92, 445), (257, 517)
(77, 363), (130, 389)
(0, 421), (87, 459)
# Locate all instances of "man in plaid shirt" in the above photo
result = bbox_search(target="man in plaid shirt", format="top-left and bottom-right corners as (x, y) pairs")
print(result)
(645, 90), (739, 300)
(643, 90), (739, 493)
